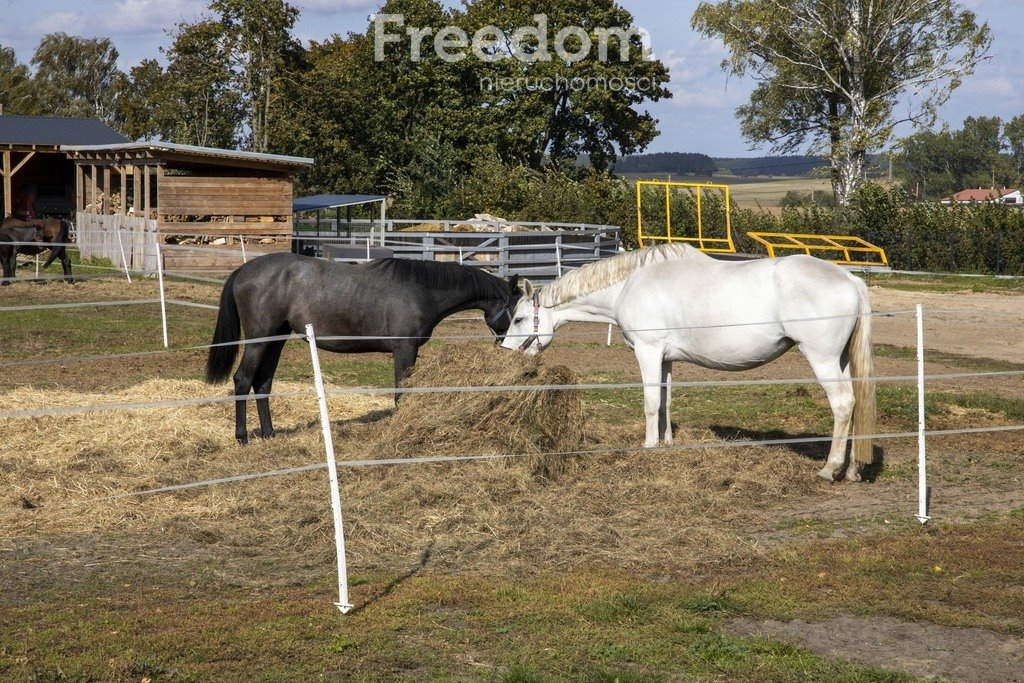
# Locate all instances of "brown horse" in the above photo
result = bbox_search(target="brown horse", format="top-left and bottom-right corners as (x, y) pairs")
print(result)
(0, 217), (73, 284)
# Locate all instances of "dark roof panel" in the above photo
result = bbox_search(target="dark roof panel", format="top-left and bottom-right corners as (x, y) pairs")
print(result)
(293, 194), (386, 213)
(0, 115), (129, 146)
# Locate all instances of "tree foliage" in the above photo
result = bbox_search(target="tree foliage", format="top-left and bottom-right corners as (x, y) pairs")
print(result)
(896, 115), (1024, 198)
(211, 0), (302, 152)
(692, 0), (992, 206)
(0, 45), (41, 115)
(161, 19), (243, 148)
(31, 33), (124, 123)
(0, 0), (671, 234)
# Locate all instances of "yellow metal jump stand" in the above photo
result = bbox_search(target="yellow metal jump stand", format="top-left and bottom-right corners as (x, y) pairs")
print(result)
(636, 180), (736, 254)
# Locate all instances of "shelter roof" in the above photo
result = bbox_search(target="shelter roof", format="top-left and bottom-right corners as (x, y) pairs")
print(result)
(0, 115), (128, 148)
(293, 194), (387, 213)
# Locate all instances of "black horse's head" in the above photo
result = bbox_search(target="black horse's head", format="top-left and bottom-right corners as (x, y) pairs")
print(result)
(484, 274), (523, 345)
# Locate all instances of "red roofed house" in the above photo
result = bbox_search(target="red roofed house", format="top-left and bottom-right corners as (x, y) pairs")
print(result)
(940, 188), (1023, 206)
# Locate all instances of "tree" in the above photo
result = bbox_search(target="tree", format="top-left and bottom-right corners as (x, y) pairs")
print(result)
(895, 116), (1022, 199)
(162, 18), (243, 148)
(463, 0), (672, 171)
(116, 59), (171, 141)
(31, 33), (124, 123)
(692, 0), (992, 206)
(1004, 114), (1024, 186)
(0, 46), (41, 115)
(210, 0), (302, 153)
(280, 35), (376, 194)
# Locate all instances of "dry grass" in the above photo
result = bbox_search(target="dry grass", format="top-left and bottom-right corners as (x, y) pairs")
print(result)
(1, 345), (831, 577)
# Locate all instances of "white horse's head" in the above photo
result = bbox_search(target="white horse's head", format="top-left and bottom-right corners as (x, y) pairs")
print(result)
(500, 279), (555, 355)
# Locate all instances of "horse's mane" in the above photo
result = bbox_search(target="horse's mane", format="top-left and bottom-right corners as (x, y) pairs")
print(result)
(540, 243), (704, 307)
(366, 258), (511, 300)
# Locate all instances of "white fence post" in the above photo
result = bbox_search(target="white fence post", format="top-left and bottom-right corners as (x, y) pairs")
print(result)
(116, 225), (133, 284)
(305, 323), (354, 614)
(916, 304), (930, 524)
(155, 238), (169, 349)
(607, 324), (613, 347)
(239, 236), (247, 264)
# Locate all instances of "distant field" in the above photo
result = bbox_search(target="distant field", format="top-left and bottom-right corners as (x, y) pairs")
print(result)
(626, 174), (833, 210)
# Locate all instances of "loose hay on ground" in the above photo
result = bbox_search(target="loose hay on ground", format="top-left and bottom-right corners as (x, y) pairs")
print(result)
(2, 357), (831, 576)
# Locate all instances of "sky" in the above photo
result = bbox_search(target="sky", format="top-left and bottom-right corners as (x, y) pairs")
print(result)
(2, 0), (1022, 158)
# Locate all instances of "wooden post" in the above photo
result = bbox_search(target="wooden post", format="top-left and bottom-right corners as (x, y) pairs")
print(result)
(143, 165), (151, 218)
(155, 165), (163, 224)
(132, 164), (141, 216)
(102, 166), (111, 215)
(119, 166), (127, 215)
(90, 165), (97, 213)
(2, 150), (11, 218)
(75, 163), (84, 212)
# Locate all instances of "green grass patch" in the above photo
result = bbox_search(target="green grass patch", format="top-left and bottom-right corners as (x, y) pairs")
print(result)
(0, 570), (918, 682)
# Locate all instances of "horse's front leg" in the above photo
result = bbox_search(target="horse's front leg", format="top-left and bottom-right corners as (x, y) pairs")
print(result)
(1, 251), (15, 285)
(635, 344), (667, 448)
(391, 342), (421, 405)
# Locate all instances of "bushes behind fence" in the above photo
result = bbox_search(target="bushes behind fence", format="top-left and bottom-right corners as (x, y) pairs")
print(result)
(732, 183), (1024, 275)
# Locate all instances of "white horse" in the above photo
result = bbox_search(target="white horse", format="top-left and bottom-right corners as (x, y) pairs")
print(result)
(501, 244), (876, 482)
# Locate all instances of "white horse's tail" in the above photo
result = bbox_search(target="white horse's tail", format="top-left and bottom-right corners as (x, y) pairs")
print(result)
(849, 280), (876, 467)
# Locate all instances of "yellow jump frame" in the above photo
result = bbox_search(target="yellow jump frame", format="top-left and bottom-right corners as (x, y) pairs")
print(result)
(636, 181), (736, 253)
(746, 232), (889, 268)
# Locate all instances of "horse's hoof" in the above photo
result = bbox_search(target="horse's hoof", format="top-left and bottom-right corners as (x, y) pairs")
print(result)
(260, 431), (276, 441)
(845, 470), (862, 483)
(816, 468), (837, 482)
(236, 435), (249, 446)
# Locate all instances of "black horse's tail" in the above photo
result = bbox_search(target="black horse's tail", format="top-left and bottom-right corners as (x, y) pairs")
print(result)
(206, 269), (242, 384)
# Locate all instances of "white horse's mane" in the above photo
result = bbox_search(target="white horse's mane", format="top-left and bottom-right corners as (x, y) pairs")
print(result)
(540, 243), (704, 307)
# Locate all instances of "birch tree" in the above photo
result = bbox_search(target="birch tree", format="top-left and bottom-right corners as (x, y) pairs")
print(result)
(692, 0), (992, 205)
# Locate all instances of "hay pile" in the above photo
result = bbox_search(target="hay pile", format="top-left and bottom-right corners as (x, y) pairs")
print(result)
(1, 358), (832, 578)
(356, 345), (586, 478)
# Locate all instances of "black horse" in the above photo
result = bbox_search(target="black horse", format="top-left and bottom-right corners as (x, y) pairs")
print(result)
(0, 220), (45, 285)
(206, 252), (522, 444)
(0, 217), (74, 284)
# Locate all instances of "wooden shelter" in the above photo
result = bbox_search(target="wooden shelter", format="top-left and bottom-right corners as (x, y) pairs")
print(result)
(63, 141), (313, 274)
(0, 115), (127, 219)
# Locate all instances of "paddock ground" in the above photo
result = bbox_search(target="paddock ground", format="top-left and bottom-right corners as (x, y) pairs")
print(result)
(1, 270), (1023, 681)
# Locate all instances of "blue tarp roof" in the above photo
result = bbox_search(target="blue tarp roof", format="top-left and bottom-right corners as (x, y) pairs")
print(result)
(0, 115), (128, 146)
(293, 194), (386, 213)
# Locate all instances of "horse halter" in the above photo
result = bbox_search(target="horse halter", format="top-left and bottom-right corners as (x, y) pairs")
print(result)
(487, 299), (515, 346)
(517, 292), (541, 352)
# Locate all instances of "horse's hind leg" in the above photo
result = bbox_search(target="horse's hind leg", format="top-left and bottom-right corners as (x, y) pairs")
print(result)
(58, 249), (73, 283)
(252, 339), (287, 439)
(803, 347), (855, 482)
(232, 343), (269, 445)
(661, 360), (674, 445)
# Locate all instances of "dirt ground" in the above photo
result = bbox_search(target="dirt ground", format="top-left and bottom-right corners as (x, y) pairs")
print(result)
(731, 614), (1024, 683)
(2, 274), (1024, 680)
(867, 285), (1024, 364)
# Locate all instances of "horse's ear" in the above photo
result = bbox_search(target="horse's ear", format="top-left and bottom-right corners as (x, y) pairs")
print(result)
(521, 278), (535, 297)
(507, 274), (520, 292)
